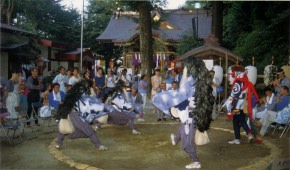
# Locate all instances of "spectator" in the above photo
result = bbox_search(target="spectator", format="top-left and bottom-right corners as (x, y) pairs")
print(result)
(26, 68), (42, 126)
(39, 83), (52, 117)
(94, 67), (106, 100)
(17, 70), (27, 111)
(255, 87), (277, 119)
(121, 68), (131, 87)
(68, 68), (81, 89)
(132, 70), (140, 88)
(53, 66), (68, 94)
(151, 68), (162, 115)
(138, 74), (148, 111)
(49, 83), (65, 109)
(66, 69), (72, 80)
(209, 70), (221, 120)
(42, 71), (54, 90)
(105, 68), (116, 96)
(156, 83), (168, 121)
(258, 86), (290, 136)
(129, 86), (144, 121)
(5, 69), (19, 119)
(273, 68), (290, 97)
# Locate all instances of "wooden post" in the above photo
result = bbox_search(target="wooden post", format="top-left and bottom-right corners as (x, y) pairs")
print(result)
(252, 57), (255, 66)
(219, 57), (222, 105)
(225, 52), (228, 99)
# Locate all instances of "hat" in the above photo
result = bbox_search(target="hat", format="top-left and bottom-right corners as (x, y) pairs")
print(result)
(277, 68), (284, 74)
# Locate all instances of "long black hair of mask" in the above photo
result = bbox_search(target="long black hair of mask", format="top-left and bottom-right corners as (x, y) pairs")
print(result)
(183, 57), (215, 132)
(57, 79), (93, 119)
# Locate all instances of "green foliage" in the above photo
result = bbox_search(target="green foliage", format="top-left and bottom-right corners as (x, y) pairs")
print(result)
(223, 1), (289, 73)
(153, 37), (168, 52)
(10, 0), (81, 45)
(175, 34), (203, 55)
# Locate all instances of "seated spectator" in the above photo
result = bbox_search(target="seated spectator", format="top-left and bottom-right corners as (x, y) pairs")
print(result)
(39, 83), (52, 117)
(129, 86), (144, 121)
(258, 86), (290, 136)
(48, 83), (65, 109)
(168, 81), (179, 92)
(275, 103), (290, 125)
(255, 87), (277, 119)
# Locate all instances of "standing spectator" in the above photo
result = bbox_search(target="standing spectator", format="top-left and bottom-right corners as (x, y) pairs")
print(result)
(105, 68), (116, 96)
(5, 70), (19, 119)
(151, 68), (162, 113)
(42, 71), (54, 90)
(156, 83), (168, 121)
(26, 68), (42, 126)
(132, 70), (140, 88)
(66, 69), (72, 80)
(53, 66), (68, 94)
(273, 68), (290, 97)
(68, 68), (81, 88)
(17, 70), (27, 111)
(138, 75), (148, 111)
(94, 67), (106, 100)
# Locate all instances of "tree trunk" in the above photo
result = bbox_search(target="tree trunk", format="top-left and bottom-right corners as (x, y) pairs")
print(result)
(138, 2), (153, 82)
(212, 1), (223, 43)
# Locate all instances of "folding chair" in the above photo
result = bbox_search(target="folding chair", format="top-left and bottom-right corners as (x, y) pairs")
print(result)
(0, 113), (22, 145)
(32, 102), (54, 133)
(272, 119), (290, 138)
(15, 106), (38, 139)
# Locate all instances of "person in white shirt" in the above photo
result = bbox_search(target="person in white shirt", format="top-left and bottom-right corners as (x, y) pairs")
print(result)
(105, 68), (117, 97)
(68, 68), (81, 89)
(121, 68), (131, 87)
(255, 87), (277, 119)
(53, 66), (68, 94)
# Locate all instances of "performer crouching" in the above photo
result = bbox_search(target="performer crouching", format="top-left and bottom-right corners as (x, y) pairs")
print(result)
(55, 80), (109, 150)
(101, 80), (141, 135)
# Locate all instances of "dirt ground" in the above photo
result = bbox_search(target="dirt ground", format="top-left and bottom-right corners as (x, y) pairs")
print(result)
(1, 105), (289, 170)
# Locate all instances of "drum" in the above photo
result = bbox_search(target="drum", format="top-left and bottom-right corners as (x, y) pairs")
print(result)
(245, 66), (257, 85)
(264, 65), (277, 86)
(212, 65), (223, 85)
(170, 107), (179, 119)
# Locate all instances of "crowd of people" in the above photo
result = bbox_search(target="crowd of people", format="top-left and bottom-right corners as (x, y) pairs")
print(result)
(0, 63), (289, 169)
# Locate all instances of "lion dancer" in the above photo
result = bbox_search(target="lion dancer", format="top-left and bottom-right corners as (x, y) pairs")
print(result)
(55, 80), (109, 150)
(153, 57), (214, 169)
(226, 65), (259, 144)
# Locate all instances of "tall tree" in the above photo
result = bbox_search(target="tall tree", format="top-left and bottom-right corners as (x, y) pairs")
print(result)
(223, 1), (289, 72)
(4, 0), (81, 45)
(212, 1), (223, 42)
(116, 0), (166, 80)
(0, 0), (14, 24)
